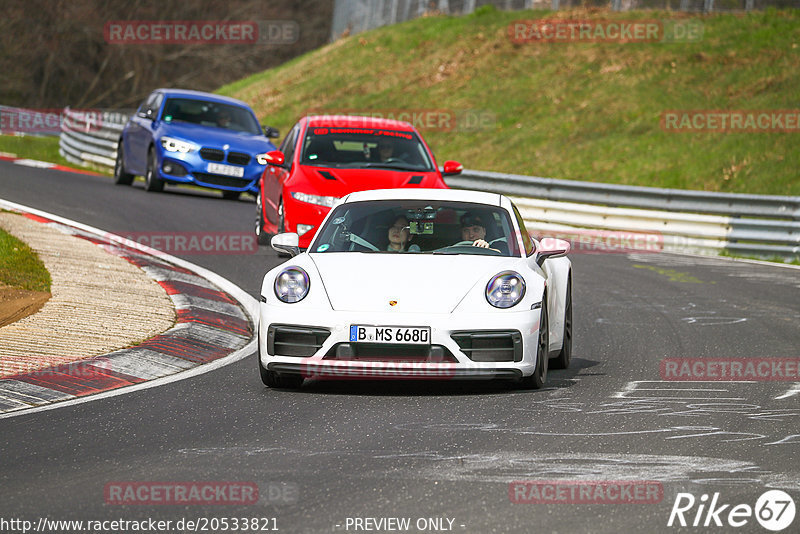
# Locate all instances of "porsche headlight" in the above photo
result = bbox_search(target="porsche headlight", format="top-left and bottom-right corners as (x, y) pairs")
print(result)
(160, 136), (196, 153)
(485, 271), (526, 309)
(274, 267), (309, 303)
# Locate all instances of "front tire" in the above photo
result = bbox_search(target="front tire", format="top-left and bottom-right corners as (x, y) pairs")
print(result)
(113, 142), (135, 185)
(258, 358), (303, 388)
(255, 193), (270, 245)
(274, 198), (291, 257)
(277, 197), (286, 234)
(550, 277), (572, 370)
(144, 147), (164, 192)
(519, 304), (548, 389)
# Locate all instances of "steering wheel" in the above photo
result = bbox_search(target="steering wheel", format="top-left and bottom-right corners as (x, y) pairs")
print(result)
(434, 241), (502, 255)
(380, 157), (405, 164)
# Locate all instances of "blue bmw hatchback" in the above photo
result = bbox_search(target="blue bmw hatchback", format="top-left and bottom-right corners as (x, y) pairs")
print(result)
(114, 88), (279, 199)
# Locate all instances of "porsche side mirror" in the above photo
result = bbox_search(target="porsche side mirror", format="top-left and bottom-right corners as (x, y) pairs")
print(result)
(535, 238), (570, 267)
(263, 125), (280, 138)
(442, 160), (463, 176)
(271, 232), (300, 257)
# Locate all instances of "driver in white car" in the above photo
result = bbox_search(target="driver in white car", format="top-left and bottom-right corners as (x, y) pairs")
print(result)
(460, 212), (492, 248)
(459, 212), (509, 254)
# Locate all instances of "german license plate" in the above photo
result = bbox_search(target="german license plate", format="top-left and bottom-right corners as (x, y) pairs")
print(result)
(207, 162), (244, 177)
(350, 325), (430, 345)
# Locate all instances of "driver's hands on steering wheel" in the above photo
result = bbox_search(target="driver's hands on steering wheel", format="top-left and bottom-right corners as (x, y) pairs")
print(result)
(472, 239), (490, 248)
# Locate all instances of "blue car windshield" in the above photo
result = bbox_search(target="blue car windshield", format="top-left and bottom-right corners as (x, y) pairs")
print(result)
(300, 127), (434, 171)
(310, 200), (521, 257)
(161, 98), (261, 135)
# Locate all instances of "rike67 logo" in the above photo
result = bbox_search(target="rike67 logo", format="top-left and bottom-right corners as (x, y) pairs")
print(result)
(668, 490), (795, 531)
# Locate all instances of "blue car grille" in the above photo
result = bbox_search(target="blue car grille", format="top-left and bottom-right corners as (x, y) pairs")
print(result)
(199, 148), (251, 166)
(227, 152), (250, 165)
(200, 148), (225, 161)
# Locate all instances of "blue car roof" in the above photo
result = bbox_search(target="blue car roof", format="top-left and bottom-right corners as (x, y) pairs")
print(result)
(154, 88), (252, 109)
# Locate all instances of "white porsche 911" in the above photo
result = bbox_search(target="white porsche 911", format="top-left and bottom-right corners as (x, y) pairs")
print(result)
(257, 188), (572, 389)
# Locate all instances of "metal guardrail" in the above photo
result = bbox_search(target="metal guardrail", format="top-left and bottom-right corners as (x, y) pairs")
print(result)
(59, 108), (130, 169)
(450, 169), (800, 220)
(54, 106), (798, 260)
(446, 171), (800, 260)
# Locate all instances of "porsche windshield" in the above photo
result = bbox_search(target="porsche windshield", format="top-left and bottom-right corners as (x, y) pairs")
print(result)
(311, 200), (520, 257)
(160, 98), (261, 135)
(300, 127), (434, 171)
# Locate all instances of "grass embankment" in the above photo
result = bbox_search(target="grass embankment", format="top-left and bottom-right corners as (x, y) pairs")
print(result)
(219, 6), (800, 195)
(0, 223), (51, 292)
(0, 134), (106, 173)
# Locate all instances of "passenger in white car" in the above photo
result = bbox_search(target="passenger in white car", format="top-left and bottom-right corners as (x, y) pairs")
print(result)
(386, 216), (420, 252)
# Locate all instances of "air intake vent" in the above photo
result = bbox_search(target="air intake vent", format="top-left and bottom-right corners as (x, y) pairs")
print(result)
(268, 324), (331, 357)
(451, 330), (522, 362)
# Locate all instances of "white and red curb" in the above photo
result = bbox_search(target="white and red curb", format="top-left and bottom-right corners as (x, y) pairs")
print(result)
(0, 199), (258, 418)
(0, 151), (104, 176)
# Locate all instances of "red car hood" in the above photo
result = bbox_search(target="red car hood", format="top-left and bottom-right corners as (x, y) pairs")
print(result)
(288, 165), (446, 196)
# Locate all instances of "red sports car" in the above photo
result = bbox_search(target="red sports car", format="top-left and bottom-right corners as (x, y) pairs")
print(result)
(255, 115), (463, 248)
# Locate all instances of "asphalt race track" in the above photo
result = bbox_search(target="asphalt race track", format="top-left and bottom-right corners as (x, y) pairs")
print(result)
(1, 160), (798, 533)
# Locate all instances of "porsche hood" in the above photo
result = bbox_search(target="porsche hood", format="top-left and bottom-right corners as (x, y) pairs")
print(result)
(309, 254), (504, 314)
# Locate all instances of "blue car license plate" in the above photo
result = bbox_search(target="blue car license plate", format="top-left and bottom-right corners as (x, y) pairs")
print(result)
(207, 162), (244, 178)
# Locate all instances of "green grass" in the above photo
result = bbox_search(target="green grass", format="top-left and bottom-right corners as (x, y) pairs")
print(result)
(0, 223), (51, 292)
(219, 7), (800, 195)
(0, 134), (110, 175)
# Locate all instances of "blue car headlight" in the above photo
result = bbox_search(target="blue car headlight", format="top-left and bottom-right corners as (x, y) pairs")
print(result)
(274, 267), (310, 303)
(485, 271), (526, 309)
(160, 136), (197, 153)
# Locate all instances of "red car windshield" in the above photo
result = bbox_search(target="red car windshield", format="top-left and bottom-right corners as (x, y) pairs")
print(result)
(300, 127), (435, 171)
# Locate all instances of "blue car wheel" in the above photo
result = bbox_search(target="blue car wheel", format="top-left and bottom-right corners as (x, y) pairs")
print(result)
(144, 147), (164, 193)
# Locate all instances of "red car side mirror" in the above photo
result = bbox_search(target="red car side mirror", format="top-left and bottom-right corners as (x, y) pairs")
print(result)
(264, 150), (285, 166)
(442, 160), (463, 176)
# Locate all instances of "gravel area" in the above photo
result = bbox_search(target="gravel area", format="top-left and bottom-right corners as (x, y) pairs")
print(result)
(0, 212), (176, 377)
